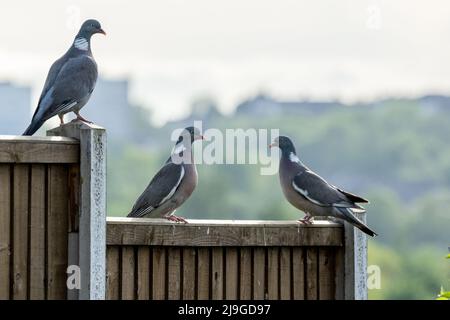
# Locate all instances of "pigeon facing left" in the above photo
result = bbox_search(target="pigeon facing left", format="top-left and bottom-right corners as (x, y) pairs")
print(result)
(23, 19), (105, 136)
(127, 127), (204, 223)
(270, 136), (377, 237)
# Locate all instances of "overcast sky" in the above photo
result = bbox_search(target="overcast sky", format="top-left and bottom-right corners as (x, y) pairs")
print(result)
(1, 0), (450, 124)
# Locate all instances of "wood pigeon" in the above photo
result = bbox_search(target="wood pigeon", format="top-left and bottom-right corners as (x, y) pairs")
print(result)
(270, 136), (377, 237)
(23, 19), (105, 136)
(127, 127), (204, 222)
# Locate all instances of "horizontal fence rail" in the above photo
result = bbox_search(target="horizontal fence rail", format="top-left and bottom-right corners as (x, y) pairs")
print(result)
(105, 218), (347, 300)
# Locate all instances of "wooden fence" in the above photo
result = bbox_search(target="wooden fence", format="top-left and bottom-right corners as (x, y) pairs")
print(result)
(0, 135), (79, 299)
(0, 123), (368, 300)
(105, 218), (347, 300)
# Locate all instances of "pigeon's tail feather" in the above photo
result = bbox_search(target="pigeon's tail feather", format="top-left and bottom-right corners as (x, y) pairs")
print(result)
(22, 119), (45, 136)
(338, 189), (369, 203)
(335, 207), (377, 237)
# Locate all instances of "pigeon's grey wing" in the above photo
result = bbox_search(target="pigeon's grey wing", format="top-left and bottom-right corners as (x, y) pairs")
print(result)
(34, 55), (98, 121)
(32, 56), (67, 118)
(128, 163), (185, 218)
(292, 170), (351, 208)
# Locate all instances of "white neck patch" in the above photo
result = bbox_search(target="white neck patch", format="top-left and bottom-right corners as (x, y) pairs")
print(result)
(289, 152), (301, 163)
(172, 143), (187, 155)
(74, 37), (89, 51)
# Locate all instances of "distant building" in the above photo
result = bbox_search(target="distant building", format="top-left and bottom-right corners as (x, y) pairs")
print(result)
(235, 94), (342, 117)
(0, 82), (31, 135)
(83, 78), (133, 140)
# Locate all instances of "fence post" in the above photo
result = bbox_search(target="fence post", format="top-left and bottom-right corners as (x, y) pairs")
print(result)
(48, 121), (107, 300)
(344, 212), (368, 300)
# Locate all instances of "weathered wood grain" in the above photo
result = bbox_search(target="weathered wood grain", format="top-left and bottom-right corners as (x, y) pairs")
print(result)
(267, 247), (279, 300)
(334, 247), (345, 300)
(0, 165), (11, 299)
(280, 247), (291, 300)
(306, 248), (318, 300)
(152, 247), (166, 300)
(211, 248), (223, 299)
(47, 164), (68, 300)
(12, 165), (29, 299)
(318, 247), (335, 300)
(197, 248), (210, 300)
(167, 247), (181, 300)
(182, 248), (196, 299)
(0, 139), (79, 163)
(239, 248), (252, 300)
(137, 247), (150, 300)
(106, 246), (120, 300)
(252, 248), (266, 300)
(67, 165), (80, 233)
(29, 165), (46, 299)
(121, 246), (135, 300)
(224, 248), (238, 300)
(106, 218), (343, 247)
(292, 247), (305, 300)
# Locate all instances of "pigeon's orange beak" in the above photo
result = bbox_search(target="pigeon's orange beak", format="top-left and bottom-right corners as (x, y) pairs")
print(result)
(98, 28), (106, 35)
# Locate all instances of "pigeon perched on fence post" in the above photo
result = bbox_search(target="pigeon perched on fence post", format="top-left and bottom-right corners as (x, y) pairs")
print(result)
(270, 135), (377, 237)
(22, 19), (105, 136)
(127, 127), (204, 223)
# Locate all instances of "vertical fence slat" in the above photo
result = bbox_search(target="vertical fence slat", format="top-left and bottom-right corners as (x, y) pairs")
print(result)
(47, 165), (68, 300)
(0, 165), (11, 299)
(106, 246), (120, 300)
(197, 248), (210, 300)
(152, 247), (166, 300)
(137, 246), (150, 300)
(12, 164), (29, 300)
(334, 247), (345, 300)
(239, 248), (252, 300)
(267, 247), (279, 300)
(318, 247), (335, 300)
(211, 248), (223, 299)
(225, 248), (238, 300)
(292, 247), (305, 300)
(168, 247), (181, 300)
(182, 248), (196, 299)
(306, 247), (318, 300)
(280, 247), (291, 300)
(252, 248), (265, 300)
(121, 246), (135, 300)
(29, 165), (46, 299)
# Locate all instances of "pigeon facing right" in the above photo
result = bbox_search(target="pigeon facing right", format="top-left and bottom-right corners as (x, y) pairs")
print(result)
(270, 136), (377, 237)
(127, 127), (204, 222)
(23, 19), (105, 136)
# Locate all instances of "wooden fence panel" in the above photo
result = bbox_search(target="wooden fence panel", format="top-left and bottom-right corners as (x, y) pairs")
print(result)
(0, 165), (11, 299)
(0, 136), (79, 300)
(12, 164), (29, 299)
(182, 248), (196, 299)
(106, 246), (120, 300)
(29, 164), (46, 299)
(224, 248), (239, 300)
(137, 247), (150, 300)
(104, 219), (349, 301)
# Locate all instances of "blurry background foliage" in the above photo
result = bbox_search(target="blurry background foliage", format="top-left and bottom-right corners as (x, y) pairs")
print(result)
(106, 97), (450, 300)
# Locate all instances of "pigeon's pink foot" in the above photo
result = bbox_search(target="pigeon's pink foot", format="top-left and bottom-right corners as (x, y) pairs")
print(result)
(74, 112), (93, 124)
(58, 114), (65, 125)
(76, 116), (93, 124)
(166, 215), (188, 223)
(297, 215), (313, 225)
